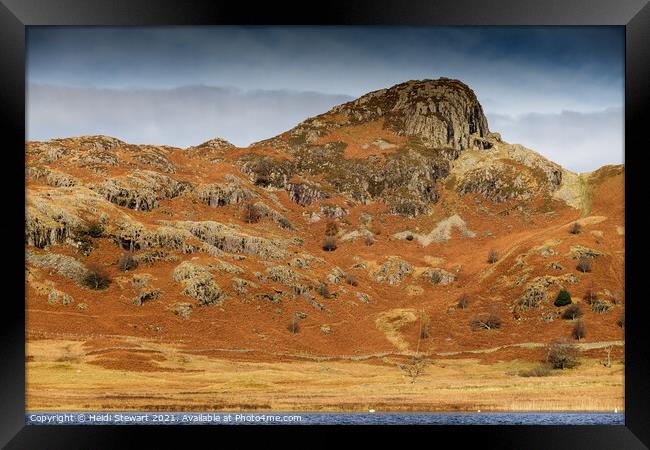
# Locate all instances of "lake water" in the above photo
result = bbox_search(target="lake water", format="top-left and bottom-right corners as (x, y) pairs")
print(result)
(26, 412), (624, 425)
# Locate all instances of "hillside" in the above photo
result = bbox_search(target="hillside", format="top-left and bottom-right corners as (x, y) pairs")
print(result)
(25, 78), (625, 411)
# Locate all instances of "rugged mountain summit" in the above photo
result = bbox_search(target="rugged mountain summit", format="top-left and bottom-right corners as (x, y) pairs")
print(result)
(242, 79), (575, 217)
(25, 78), (624, 374)
(281, 78), (492, 151)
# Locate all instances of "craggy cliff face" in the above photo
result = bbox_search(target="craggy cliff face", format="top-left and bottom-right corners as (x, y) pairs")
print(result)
(287, 78), (491, 150)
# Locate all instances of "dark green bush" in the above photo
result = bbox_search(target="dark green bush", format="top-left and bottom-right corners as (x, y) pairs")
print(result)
(86, 223), (104, 238)
(554, 289), (572, 307)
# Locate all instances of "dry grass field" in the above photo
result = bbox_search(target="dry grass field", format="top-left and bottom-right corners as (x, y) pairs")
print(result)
(26, 337), (623, 412)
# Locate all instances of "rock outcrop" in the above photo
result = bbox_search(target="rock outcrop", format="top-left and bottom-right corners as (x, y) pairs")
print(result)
(172, 262), (227, 306)
(92, 171), (192, 211)
(373, 257), (414, 285)
(285, 78), (490, 151)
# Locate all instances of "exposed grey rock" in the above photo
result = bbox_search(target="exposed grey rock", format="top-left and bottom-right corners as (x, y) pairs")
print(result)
(27, 251), (88, 282)
(167, 220), (289, 260)
(47, 288), (74, 305)
(320, 204), (348, 218)
(172, 262), (226, 306)
(373, 258), (413, 285)
(255, 293), (283, 304)
(91, 170), (192, 211)
(569, 245), (604, 259)
(197, 182), (256, 207)
(327, 267), (346, 285)
(422, 268), (456, 285)
(286, 181), (329, 206)
(288, 78), (490, 151)
(171, 302), (193, 320)
(355, 292), (370, 304)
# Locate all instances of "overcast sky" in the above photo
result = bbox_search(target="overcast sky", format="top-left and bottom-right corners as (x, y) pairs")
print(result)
(26, 26), (624, 172)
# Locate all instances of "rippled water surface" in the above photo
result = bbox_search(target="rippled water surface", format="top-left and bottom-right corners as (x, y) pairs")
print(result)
(26, 412), (624, 425)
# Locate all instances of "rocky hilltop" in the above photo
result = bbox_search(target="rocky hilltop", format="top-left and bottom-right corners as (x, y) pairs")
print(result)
(25, 78), (624, 369)
(280, 78), (492, 150)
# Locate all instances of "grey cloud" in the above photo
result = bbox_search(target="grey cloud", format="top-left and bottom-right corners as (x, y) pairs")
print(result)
(27, 84), (353, 147)
(487, 107), (623, 173)
(27, 84), (623, 173)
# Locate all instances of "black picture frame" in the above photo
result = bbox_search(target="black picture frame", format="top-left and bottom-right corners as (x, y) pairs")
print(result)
(1, 0), (648, 448)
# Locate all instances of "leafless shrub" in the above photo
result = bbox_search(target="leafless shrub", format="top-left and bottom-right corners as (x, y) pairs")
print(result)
(242, 202), (262, 224)
(322, 236), (337, 252)
(420, 314), (430, 339)
(569, 222), (582, 235)
(546, 340), (580, 369)
(457, 293), (470, 309)
(316, 282), (331, 298)
(487, 248), (498, 264)
(572, 320), (586, 340)
(117, 251), (138, 272)
(399, 355), (428, 384)
(576, 256), (592, 273)
(562, 304), (583, 320)
(82, 264), (111, 290)
(364, 235), (375, 246)
(602, 346), (613, 368)
(618, 313), (625, 328)
(287, 318), (300, 334)
(345, 274), (358, 286)
(324, 220), (339, 237)
(470, 312), (502, 330)
(583, 283), (598, 304)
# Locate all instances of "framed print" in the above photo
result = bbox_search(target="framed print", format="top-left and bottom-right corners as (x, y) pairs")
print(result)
(1, 0), (649, 448)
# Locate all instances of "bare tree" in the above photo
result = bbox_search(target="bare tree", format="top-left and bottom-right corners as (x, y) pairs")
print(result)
(562, 304), (584, 320)
(603, 346), (613, 368)
(546, 340), (580, 369)
(399, 316), (429, 383)
(576, 256), (592, 273)
(572, 320), (586, 340)
(324, 220), (339, 237)
(569, 222), (582, 235)
(322, 236), (337, 251)
(117, 251), (138, 272)
(287, 317), (300, 334)
(470, 312), (502, 330)
(242, 202), (262, 224)
(457, 293), (470, 309)
(487, 248), (498, 264)
(583, 282), (598, 304)
(345, 274), (358, 286)
(82, 263), (111, 290)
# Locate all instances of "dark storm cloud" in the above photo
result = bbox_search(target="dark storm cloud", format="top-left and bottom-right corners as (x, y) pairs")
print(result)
(26, 26), (624, 171)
